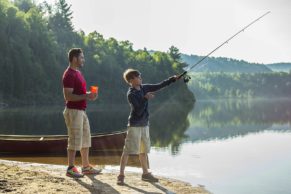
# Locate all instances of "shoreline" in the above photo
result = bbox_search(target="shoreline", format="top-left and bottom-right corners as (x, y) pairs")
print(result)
(0, 159), (210, 194)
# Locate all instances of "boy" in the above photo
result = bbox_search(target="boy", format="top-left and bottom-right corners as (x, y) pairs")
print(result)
(117, 68), (178, 185)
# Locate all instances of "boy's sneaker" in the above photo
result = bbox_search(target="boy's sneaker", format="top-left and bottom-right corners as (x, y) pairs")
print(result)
(81, 165), (102, 175)
(117, 175), (125, 185)
(66, 166), (84, 178)
(142, 173), (159, 182)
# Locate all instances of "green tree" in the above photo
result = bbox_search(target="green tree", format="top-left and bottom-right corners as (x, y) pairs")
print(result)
(0, 0), (195, 106)
(168, 45), (181, 62)
(14, 0), (34, 12)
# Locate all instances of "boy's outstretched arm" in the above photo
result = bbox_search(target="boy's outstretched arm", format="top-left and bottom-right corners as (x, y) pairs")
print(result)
(144, 75), (178, 93)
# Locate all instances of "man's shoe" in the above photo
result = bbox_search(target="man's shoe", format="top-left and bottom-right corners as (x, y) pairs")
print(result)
(81, 165), (102, 175)
(66, 166), (84, 178)
(117, 175), (125, 185)
(142, 173), (159, 182)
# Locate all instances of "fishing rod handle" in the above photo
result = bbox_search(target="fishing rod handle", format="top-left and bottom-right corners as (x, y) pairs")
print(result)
(177, 71), (187, 79)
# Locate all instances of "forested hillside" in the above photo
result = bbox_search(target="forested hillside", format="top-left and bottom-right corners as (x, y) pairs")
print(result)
(189, 72), (291, 99)
(266, 63), (291, 73)
(0, 0), (194, 106)
(181, 54), (291, 100)
(181, 54), (272, 73)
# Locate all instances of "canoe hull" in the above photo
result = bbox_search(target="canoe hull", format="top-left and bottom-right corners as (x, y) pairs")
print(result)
(0, 131), (126, 155)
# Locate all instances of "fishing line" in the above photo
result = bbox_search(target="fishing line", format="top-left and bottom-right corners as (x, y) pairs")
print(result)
(177, 11), (271, 83)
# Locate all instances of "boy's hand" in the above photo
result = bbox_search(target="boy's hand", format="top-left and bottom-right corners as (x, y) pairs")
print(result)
(169, 75), (178, 82)
(144, 92), (155, 100)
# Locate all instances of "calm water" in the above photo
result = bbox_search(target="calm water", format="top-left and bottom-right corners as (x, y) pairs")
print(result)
(1, 99), (291, 194)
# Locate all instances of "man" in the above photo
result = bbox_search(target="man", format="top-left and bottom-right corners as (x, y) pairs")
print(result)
(62, 48), (101, 178)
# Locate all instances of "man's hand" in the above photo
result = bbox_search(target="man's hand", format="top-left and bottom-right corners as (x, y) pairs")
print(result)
(144, 92), (155, 100)
(86, 92), (98, 101)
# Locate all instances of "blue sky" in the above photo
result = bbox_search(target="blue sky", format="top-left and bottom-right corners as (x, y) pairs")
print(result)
(42, 0), (291, 64)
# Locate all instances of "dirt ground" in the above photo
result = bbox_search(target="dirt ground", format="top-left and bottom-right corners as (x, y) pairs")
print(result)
(0, 160), (210, 194)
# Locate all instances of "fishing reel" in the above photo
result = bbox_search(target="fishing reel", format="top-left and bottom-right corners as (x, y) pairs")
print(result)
(183, 74), (191, 83)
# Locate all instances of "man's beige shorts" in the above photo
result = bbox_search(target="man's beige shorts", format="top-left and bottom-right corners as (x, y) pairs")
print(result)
(63, 108), (91, 151)
(123, 126), (151, 154)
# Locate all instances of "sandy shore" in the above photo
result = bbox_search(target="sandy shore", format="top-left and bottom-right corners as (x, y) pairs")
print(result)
(0, 160), (210, 194)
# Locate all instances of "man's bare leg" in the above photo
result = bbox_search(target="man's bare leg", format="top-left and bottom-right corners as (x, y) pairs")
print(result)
(68, 149), (76, 167)
(80, 147), (90, 167)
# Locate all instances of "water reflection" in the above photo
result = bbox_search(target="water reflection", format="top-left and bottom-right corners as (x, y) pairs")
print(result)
(0, 102), (193, 153)
(149, 101), (193, 153)
(0, 105), (130, 135)
(1, 99), (290, 154)
(186, 99), (291, 142)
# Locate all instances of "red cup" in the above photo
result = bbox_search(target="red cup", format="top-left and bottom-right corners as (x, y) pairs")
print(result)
(90, 86), (98, 94)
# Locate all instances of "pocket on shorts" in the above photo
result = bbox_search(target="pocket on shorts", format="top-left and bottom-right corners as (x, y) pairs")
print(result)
(63, 109), (71, 127)
(145, 126), (149, 138)
(69, 110), (83, 129)
(123, 127), (142, 154)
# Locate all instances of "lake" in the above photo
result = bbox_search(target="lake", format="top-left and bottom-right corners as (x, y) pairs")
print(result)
(0, 99), (291, 194)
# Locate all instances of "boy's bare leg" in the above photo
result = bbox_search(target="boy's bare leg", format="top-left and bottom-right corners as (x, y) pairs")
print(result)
(80, 147), (90, 167)
(68, 149), (76, 167)
(139, 153), (149, 174)
(119, 152), (129, 175)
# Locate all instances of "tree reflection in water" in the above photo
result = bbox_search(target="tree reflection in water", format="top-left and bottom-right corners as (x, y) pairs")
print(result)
(186, 99), (291, 142)
(0, 101), (194, 155)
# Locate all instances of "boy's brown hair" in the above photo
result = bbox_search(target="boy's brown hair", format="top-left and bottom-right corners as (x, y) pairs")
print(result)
(68, 48), (83, 62)
(123, 69), (141, 84)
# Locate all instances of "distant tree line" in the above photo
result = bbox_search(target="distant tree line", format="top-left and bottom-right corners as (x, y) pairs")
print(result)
(189, 72), (291, 99)
(0, 0), (194, 106)
(181, 54), (272, 73)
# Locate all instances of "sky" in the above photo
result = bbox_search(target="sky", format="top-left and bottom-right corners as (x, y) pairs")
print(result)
(43, 0), (291, 64)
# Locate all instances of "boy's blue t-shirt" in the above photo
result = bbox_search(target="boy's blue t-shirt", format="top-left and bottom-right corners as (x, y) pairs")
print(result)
(127, 77), (175, 127)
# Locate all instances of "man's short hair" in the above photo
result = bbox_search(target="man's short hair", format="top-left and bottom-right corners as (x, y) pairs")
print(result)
(123, 69), (141, 84)
(68, 48), (83, 62)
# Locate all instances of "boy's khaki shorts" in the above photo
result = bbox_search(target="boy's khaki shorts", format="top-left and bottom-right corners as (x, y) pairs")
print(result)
(63, 108), (91, 151)
(123, 126), (151, 154)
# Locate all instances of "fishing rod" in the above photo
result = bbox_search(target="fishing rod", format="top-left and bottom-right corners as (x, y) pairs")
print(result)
(177, 11), (271, 83)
